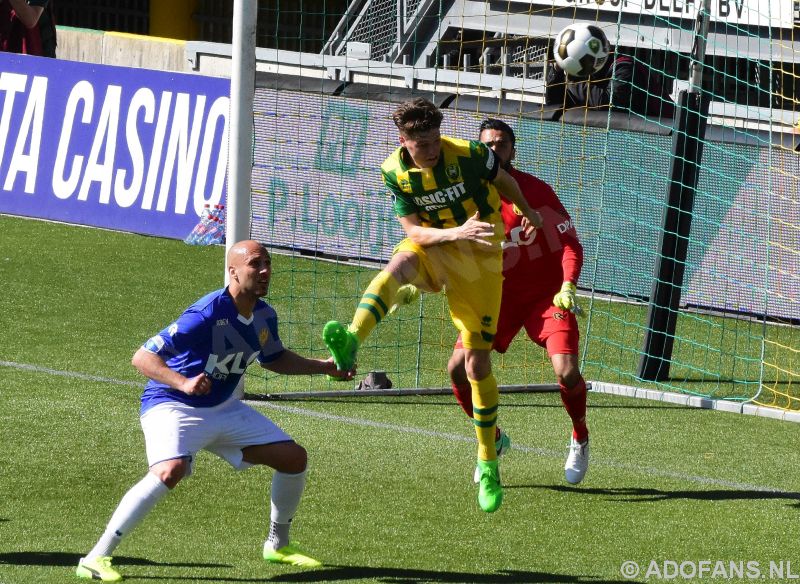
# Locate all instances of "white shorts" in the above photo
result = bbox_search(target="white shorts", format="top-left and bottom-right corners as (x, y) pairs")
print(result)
(140, 395), (291, 475)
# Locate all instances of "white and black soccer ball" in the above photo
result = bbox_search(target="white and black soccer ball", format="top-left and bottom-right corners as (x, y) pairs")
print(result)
(552, 23), (610, 77)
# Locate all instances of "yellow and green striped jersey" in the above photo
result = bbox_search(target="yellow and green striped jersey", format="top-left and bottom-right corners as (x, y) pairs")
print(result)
(381, 135), (501, 229)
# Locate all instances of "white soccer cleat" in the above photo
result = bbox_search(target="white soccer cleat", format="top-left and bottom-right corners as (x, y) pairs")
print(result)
(564, 436), (589, 484)
(473, 429), (511, 483)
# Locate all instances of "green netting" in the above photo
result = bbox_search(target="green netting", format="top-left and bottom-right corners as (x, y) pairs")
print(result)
(246, 0), (798, 409)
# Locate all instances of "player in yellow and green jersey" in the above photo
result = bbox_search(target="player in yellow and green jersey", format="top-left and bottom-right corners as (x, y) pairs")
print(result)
(323, 98), (542, 513)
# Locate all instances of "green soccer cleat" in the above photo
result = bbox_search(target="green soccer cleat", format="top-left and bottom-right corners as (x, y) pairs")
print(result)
(473, 429), (511, 483)
(263, 542), (322, 568)
(388, 284), (420, 315)
(76, 556), (122, 582)
(476, 458), (503, 513)
(322, 320), (359, 378)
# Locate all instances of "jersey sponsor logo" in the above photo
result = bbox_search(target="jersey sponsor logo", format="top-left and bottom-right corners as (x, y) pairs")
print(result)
(502, 225), (536, 249)
(204, 350), (259, 380)
(445, 163), (461, 181)
(412, 182), (466, 210)
(206, 324), (266, 380)
(557, 218), (576, 234)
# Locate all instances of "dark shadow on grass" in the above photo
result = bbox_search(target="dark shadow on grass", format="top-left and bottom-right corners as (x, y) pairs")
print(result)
(523, 485), (800, 507)
(0, 551), (230, 568)
(0, 553), (646, 583)
(266, 565), (645, 583)
(134, 565), (645, 583)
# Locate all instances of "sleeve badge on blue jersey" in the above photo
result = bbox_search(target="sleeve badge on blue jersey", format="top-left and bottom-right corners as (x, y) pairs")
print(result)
(168, 323), (178, 336)
(144, 335), (165, 352)
(259, 327), (269, 346)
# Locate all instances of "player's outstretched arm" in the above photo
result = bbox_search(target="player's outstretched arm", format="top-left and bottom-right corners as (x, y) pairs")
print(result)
(262, 350), (355, 380)
(398, 212), (496, 247)
(492, 168), (543, 231)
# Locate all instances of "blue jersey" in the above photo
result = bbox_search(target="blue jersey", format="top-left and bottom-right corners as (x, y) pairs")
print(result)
(139, 288), (284, 414)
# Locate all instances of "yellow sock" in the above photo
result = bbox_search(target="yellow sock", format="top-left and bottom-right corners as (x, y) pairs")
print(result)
(348, 270), (400, 343)
(470, 373), (499, 461)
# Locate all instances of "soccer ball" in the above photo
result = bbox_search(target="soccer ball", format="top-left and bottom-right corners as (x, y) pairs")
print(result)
(552, 23), (610, 77)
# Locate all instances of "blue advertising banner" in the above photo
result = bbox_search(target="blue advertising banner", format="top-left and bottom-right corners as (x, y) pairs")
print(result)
(0, 53), (229, 239)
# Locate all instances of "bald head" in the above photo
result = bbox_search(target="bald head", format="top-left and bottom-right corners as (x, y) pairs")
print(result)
(227, 239), (267, 268)
(226, 240), (272, 304)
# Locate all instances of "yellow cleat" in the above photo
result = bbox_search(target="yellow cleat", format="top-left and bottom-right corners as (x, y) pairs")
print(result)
(263, 542), (322, 568)
(76, 556), (122, 582)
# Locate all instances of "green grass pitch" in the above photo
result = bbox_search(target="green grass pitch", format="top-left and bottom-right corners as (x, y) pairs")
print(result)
(1, 214), (798, 583)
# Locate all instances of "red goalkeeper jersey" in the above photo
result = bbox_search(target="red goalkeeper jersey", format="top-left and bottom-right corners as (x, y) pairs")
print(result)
(499, 167), (583, 301)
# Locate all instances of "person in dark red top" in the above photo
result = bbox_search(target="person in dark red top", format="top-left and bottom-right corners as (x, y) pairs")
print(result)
(1, 0), (57, 58)
(448, 118), (590, 485)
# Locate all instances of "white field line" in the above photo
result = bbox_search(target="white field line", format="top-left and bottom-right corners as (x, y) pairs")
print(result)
(255, 401), (792, 494)
(2, 359), (795, 495)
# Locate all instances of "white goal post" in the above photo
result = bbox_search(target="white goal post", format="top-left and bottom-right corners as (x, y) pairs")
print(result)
(225, 0), (257, 282)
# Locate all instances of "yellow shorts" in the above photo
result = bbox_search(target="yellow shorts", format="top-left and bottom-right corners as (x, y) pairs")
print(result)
(393, 236), (504, 350)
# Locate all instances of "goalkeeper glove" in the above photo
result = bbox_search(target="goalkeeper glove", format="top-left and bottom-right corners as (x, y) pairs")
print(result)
(553, 282), (583, 315)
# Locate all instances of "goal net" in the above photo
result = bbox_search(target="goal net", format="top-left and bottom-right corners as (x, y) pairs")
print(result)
(239, 0), (798, 410)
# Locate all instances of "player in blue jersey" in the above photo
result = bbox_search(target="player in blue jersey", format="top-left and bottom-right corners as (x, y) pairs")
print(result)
(77, 240), (353, 582)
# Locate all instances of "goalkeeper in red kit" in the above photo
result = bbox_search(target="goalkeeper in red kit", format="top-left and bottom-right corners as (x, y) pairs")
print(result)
(446, 118), (589, 484)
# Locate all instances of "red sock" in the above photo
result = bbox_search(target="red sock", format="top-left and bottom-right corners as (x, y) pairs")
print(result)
(452, 381), (473, 417)
(559, 376), (588, 442)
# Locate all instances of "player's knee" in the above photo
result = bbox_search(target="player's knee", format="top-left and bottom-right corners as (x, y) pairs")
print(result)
(282, 444), (308, 474)
(557, 367), (582, 391)
(464, 351), (491, 381)
(447, 352), (467, 383)
(152, 458), (189, 489)
(386, 253), (416, 284)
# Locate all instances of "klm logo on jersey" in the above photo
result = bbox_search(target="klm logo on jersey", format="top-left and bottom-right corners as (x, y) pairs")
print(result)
(413, 182), (466, 211)
(204, 350), (259, 380)
(206, 323), (264, 381)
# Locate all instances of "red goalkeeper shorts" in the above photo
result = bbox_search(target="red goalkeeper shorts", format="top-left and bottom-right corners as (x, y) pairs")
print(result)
(455, 294), (579, 356)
